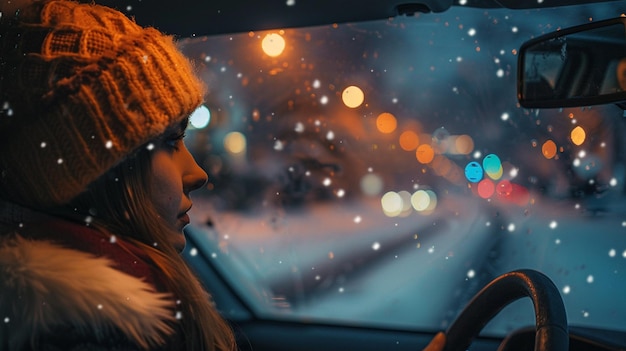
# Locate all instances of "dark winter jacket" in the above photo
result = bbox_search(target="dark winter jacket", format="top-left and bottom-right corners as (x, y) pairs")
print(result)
(0, 206), (181, 350)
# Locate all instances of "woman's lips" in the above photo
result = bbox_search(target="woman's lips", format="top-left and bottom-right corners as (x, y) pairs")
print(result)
(178, 212), (190, 227)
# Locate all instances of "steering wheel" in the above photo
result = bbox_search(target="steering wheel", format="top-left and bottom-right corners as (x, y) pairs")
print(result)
(443, 269), (569, 351)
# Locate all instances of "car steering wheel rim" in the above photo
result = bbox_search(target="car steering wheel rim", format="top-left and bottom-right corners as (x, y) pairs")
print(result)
(443, 269), (569, 351)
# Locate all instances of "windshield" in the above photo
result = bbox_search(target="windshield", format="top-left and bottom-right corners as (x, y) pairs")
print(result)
(181, 4), (626, 337)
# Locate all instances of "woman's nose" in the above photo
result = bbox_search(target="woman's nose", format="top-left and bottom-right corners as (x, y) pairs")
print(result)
(182, 147), (208, 193)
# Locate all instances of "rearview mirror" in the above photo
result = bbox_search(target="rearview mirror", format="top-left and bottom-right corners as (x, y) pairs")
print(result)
(517, 17), (626, 108)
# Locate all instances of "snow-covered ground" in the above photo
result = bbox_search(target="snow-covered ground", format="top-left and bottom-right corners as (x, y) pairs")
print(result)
(187, 195), (495, 330)
(186, 190), (626, 336)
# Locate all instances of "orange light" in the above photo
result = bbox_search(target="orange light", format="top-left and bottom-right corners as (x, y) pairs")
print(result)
(542, 140), (557, 159)
(454, 134), (474, 155)
(399, 130), (420, 151)
(261, 33), (286, 57)
(416, 144), (435, 164)
(376, 112), (397, 134)
(570, 126), (586, 146)
(341, 85), (365, 108)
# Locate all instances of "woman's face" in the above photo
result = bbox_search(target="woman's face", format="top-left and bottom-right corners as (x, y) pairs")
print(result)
(149, 118), (208, 250)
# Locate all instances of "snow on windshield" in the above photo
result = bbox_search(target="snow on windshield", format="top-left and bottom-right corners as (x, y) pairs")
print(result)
(181, 4), (626, 336)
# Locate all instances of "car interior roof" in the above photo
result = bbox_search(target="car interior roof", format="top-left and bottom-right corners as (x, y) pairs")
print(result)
(95, 0), (621, 37)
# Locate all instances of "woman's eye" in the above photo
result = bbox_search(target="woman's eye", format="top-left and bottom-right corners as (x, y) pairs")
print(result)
(165, 133), (186, 150)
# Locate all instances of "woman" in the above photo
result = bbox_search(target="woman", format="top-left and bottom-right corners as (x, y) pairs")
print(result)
(0, 0), (236, 349)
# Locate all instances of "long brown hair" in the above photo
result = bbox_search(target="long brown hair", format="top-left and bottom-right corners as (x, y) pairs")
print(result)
(65, 146), (237, 351)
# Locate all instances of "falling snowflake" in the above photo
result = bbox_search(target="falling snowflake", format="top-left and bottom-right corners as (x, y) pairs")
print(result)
(273, 140), (285, 151)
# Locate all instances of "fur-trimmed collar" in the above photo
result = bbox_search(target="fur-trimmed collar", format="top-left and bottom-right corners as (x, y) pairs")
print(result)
(0, 235), (175, 350)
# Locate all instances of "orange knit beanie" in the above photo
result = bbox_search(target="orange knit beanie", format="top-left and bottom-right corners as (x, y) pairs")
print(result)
(0, 0), (205, 208)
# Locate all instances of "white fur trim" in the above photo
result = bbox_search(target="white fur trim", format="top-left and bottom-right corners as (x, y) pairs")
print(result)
(0, 235), (175, 349)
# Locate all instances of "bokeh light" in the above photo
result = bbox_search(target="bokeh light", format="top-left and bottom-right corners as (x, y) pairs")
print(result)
(398, 190), (413, 216)
(360, 173), (383, 196)
(467, 154), (516, 198)
(342, 85), (365, 108)
(454, 134), (474, 155)
(261, 33), (286, 57)
(189, 104), (211, 129)
(542, 140), (557, 159)
(224, 131), (247, 155)
(416, 144), (435, 164)
(399, 130), (420, 151)
(381, 191), (403, 217)
(477, 179), (495, 199)
(411, 189), (437, 213)
(376, 112), (398, 134)
(486, 165), (503, 180)
(483, 154), (503, 180)
(431, 156), (452, 177)
(496, 180), (513, 196)
(464, 161), (483, 182)
(411, 190), (429, 211)
(496, 180), (530, 205)
(432, 127), (450, 146)
(424, 190), (437, 212)
(571, 126), (586, 146)
(381, 189), (439, 216)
